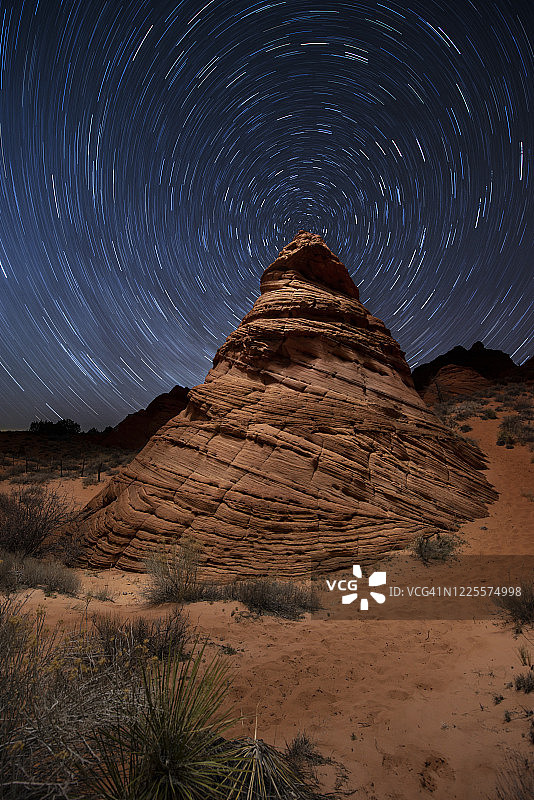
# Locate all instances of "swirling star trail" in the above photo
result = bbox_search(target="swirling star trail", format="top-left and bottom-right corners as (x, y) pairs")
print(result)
(0, 0), (532, 429)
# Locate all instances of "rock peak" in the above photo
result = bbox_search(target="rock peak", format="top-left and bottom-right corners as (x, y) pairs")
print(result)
(76, 236), (497, 577)
(260, 232), (359, 299)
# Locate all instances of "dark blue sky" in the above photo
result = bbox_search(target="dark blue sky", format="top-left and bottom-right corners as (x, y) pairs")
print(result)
(0, 0), (532, 429)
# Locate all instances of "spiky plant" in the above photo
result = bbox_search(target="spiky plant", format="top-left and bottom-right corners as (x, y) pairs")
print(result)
(223, 736), (310, 800)
(82, 639), (239, 800)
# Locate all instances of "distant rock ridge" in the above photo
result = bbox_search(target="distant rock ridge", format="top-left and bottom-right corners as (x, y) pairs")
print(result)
(101, 386), (189, 451)
(412, 341), (524, 397)
(77, 232), (497, 577)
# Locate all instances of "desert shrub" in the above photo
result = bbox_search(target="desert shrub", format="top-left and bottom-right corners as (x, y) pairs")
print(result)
(494, 753), (534, 800)
(460, 424), (472, 432)
(495, 582), (534, 627)
(286, 732), (317, 765)
(514, 398), (533, 414)
(0, 549), (80, 595)
(0, 484), (71, 556)
(144, 538), (204, 604)
(515, 672), (534, 693)
(91, 610), (189, 662)
(432, 401), (458, 430)
(0, 596), (146, 799)
(411, 532), (462, 563)
(497, 415), (534, 447)
(500, 384), (522, 399)
(454, 401), (480, 421)
(18, 554), (80, 595)
(285, 731), (331, 793)
(482, 408), (497, 419)
(226, 578), (320, 619)
(48, 527), (84, 567)
(144, 543), (320, 619)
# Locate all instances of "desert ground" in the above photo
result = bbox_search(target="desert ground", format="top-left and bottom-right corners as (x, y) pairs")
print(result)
(1, 385), (533, 799)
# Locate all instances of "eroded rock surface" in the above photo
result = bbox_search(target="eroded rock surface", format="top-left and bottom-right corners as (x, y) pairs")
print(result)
(422, 365), (491, 405)
(78, 232), (497, 577)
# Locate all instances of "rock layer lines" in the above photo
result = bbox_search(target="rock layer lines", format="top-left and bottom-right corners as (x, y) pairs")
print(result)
(78, 232), (497, 576)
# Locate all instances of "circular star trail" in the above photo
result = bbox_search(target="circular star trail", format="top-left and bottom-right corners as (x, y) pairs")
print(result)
(0, 0), (532, 429)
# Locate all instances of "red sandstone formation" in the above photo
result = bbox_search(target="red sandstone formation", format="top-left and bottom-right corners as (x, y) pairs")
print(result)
(422, 365), (491, 405)
(78, 232), (497, 577)
(102, 386), (189, 451)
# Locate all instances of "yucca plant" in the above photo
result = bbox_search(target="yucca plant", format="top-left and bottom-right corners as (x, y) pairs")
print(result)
(223, 736), (310, 800)
(82, 639), (239, 800)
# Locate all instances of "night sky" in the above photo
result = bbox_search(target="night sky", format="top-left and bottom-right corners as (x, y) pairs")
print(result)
(0, 0), (532, 430)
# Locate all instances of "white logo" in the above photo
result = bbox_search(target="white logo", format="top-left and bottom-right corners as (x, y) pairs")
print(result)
(326, 565), (387, 611)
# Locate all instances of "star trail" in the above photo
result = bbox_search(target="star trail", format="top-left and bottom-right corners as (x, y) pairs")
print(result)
(0, 0), (532, 429)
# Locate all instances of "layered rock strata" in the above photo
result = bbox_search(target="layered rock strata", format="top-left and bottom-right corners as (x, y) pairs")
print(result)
(78, 232), (497, 577)
(422, 365), (491, 405)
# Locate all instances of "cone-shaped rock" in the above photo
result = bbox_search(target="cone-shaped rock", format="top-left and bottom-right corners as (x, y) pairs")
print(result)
(78, 232), (497, 577)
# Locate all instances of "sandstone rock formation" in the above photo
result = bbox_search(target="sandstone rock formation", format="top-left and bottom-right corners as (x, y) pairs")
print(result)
(412, 341), (522, 397)
(102, 385), (189, 451)
(421, 365), (491, 406)
(78, 232), (497, 577)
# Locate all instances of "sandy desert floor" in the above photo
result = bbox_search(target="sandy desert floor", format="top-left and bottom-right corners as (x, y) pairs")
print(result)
(1, 392), (533, 799)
